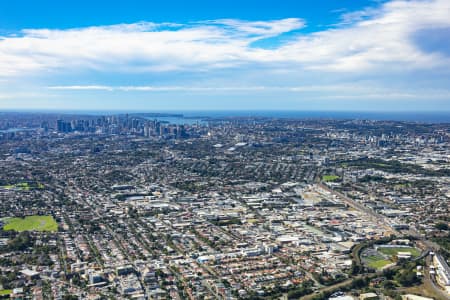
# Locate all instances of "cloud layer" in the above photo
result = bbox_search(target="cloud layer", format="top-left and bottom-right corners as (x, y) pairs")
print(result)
(0, 18), (306, 76)
(1, 0), (449, 76)
(0, 0), (450, 110)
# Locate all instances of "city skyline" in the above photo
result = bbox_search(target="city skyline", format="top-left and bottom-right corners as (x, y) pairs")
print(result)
(1, 0), (450, 112)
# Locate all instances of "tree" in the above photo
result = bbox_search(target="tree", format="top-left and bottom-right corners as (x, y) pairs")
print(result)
(8, 232), (33, 251)
(382, 280), (396, 290)
(350, 262), (361, 275)
(435, 222), (449, 231)
(351, 278), (367, 289)
(395, 270), (420, 287)
(383, 268), (395, 280)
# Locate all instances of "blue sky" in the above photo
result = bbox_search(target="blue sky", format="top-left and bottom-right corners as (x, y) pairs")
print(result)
(1, 0), (450, 111)
(0, 1), (372, 31)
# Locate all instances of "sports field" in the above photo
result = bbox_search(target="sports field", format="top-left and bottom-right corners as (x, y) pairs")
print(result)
(378, 246), (421, 257)
(3, 215), (58, 232)
(365, 254), (392, 269)
(0, 289), (12, 296)
(1, 182), (45, 191)
(322, 175), (340, 182)
(362, 245), (421, 270)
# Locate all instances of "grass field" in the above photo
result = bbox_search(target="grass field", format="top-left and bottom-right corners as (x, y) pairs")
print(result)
(322, 175), (340, 182)
(365, 255), (392, 269)
(378, 247), (421, 257)
(0, 289), (11, 295)
(3, 215), (57, 232)
(1, 182), (30, 191)
(1, 182), (44, 191)
(362, 245), (421, 270)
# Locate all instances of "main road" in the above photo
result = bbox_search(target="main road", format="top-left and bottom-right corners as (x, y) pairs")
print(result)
(318, 183), (399, 236)
(423, 255), (449, 300)
(318, 183), (448, 300)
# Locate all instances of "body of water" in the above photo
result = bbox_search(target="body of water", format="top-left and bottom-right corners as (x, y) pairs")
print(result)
(145, 116), (206, 125)
(2, 110), (449, 123)
(180, 110), (450, 123)
(0, 128), (36, 133)
(143, 111), (450, 125)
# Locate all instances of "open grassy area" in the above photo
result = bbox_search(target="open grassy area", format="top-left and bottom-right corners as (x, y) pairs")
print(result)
(322, 175), (340, 182)
(1, 182), (44, 191)
(0, 289), (11, 296)
(378, 247), (421, 258)
(404, 285), (448, 300)
(3, 215), (57, 232)
(365, 254), (393, 269)
(344, 157), (450, 177)
(1, 182), (29, 191)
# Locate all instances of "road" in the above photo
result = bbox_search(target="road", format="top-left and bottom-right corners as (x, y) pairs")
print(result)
(317, 183), (450, 300)
(81, 196), (149, 299)
(423, 255), (450, 300)
(318, 183), (399, 236)
(300, 274), (377, 300)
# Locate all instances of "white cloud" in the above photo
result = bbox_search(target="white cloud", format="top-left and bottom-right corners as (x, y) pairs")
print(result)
(49, 84), (377, 93)
(0, 0), (449, 78)
(206, 18), (304, 38)
(46, 84), (450, 100)
(49, 85), (268, 92)
(0, 18), (305, 76)
(276, 0), (450, 71)
(48, 85), (115, 91)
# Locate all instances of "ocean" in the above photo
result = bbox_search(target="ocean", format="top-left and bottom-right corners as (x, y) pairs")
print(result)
(1, 110), (449, 123)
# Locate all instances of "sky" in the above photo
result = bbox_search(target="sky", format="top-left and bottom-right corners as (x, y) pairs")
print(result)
(1, 0), (450, 112)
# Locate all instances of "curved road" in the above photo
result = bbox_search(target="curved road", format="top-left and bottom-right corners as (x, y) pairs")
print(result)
(424, 255), (450, 300)
(318, 183), (449, 300)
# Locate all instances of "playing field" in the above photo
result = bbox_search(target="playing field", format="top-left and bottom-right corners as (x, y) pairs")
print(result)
(1, 182), (44, 191)
(0, 289), (12, 296)
(3, 215), (58, 232)
(322, 175), (340, 182)
(365, 255), (392, 269)
(378, 247), (421, 257)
